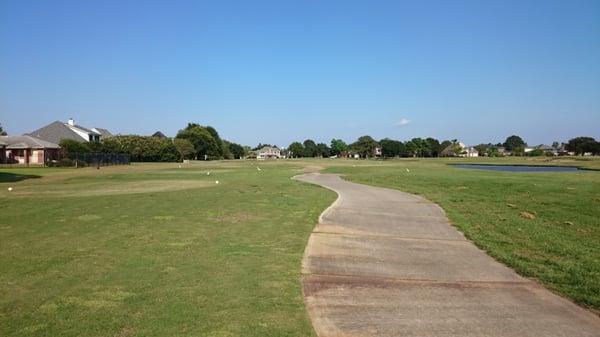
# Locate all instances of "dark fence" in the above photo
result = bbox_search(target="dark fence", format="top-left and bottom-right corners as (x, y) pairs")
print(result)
(57, 153), (131, 167)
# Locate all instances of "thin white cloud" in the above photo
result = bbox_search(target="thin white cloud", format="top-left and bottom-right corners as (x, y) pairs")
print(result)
(395, 118), (410, 127)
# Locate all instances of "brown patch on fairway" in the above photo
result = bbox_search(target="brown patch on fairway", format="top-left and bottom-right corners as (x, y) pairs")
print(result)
(0, 179), (212, 198)
(303, 165), (325, 173)
(520, 211), (536, 219)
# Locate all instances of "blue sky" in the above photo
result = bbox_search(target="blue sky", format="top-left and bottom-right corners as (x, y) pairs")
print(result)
(1, 0), (599, 147)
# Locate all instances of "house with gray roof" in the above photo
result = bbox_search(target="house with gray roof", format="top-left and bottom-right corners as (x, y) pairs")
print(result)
(27, 118), (112, 145)
(256, 146), (281, 159)
(1, 135), (60, 165)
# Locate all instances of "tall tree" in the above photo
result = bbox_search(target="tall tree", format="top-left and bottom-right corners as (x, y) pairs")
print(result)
(409, 138), (430, 157)
(174, 138), (195, 161)
(351, 136), (379, 158)
(330, 139), (348, 156)
(405, 140), (418, 157)
(503, 135), (526, 152)
(176, 123), (221, 159)
(303, 139), (319, 157)
(425, 138), (441, 157)
(379, 138), (404, 158)
(566, 137), (598, 155)
(287, 142), (304, 158)
(317, 143), (331, 157)
(0, 123), (7, 136)
(474, 144), (489, 156)
(227, 142), (246, 159)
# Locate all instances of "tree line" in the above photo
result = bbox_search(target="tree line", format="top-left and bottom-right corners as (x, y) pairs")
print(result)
(59, 123), (247, 162)
(286, 135), (600, 158)
(4, 118), (598, 161)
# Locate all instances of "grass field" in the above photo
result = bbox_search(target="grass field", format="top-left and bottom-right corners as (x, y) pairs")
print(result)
(0, 162), (334, 337)
(1, 157), (599, 336)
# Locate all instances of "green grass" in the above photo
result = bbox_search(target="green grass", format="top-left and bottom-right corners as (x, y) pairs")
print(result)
(325, 157), (600, 311)
(0, 162), (334, 337)
(2, 157), (599, 336)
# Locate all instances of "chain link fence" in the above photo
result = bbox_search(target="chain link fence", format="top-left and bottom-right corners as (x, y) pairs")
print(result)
(52, 153), (131, 167)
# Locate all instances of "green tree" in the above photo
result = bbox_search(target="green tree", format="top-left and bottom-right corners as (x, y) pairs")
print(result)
(405, 140), (417, 157)
(512, 145), (526, 156)
(227, 142), (246, 159)
(0, 123), (7, 136)
(59, 139), (90, 158)
(503, 135), (526, 152)
(317, 143), (331, 157)
(486, 146), (500, 157)
(174, 138), (195, 161)
(176, 123), (221, 160)
(303, 139), (319, 157)
(527, 149), (545, 157)
(100, 135), (178, 162)
(288, 142), (304, 158)
(253, 143), (273, 151)
(425, 138), (441, 157)
(566, 137), (598, 155)
(409, 138), (431, 157)
(351, 136), (379, 158)
(379, 138), (404, 158)
(474, 144), (489, 156)
(330, 139), (348, 156)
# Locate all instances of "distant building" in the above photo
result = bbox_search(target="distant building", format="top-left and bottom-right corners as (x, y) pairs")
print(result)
(535, 144), (558, 156)
(441, 142), (479, 157)
(152, 131), (167, 138)
(27, 118), (112, 144)
(0, 135), (60, 165)
(374, 146), (382, 157)
(256, 146), (281, 159)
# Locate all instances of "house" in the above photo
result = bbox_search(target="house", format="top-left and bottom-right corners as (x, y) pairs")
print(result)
(441, 142), (479, 157)
(374, 146), (382, 157)
(0, 135), (60, 165)
(497, 146), (508, 156)
(152, 131), (167, 138)
(256, 146), (281, 159)
(463, 146), (479, 157)
(27, 118), (112, 144)
(534, 144), (558, 156)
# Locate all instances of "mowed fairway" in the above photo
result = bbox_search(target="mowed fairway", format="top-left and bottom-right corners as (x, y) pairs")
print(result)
(0, 162), (334, 337)
(1, 157), (599, 337)
(326, 157), (600, 312)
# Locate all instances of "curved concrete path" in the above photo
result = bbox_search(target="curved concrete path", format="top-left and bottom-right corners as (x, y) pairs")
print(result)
(294, 173), (600, 337)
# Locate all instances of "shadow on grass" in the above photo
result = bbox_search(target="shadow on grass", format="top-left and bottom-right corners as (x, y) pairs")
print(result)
(0, 172), (42, 183)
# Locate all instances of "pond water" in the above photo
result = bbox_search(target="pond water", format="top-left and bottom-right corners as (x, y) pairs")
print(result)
(452, 164), (583, 172)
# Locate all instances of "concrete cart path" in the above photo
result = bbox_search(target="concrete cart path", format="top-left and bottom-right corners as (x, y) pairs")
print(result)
(294, 173), (600, 337)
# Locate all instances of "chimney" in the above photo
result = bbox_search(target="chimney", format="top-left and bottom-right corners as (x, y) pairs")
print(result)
(68, 118), (74, 126)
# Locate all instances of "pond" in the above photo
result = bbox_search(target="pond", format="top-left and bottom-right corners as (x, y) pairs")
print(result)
(451, 164), (584, 172)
